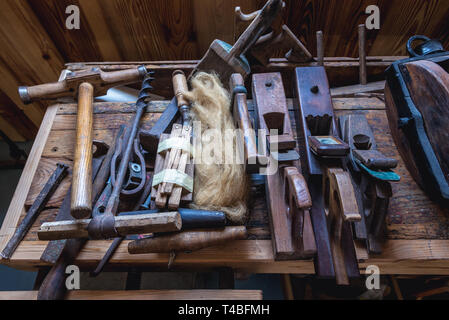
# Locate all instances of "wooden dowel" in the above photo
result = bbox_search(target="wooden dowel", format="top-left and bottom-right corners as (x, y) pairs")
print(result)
(38, 212), (182, 241)
(316, 31), (324, 66)
(71, 82), (94, 219)
(359, 24), (367, 85)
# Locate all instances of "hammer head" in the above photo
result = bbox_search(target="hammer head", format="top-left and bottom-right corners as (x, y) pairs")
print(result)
(192, 40), (251, 87)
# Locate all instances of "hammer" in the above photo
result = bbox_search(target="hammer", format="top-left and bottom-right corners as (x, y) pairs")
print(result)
(18, 66), (147, 219)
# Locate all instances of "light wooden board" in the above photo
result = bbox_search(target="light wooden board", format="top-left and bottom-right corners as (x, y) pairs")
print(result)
(0, 289), (262, 300)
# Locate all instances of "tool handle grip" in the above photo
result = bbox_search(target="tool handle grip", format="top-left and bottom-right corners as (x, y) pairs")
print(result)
(71, 82), (94, 219)
(228, 0), (282, 59)
(99, 67), (146, 86)
(230, 74), (260, 170)
(19, 82), (67, 104)
(18, 66), (146, 104)
(128, 226), (247, 254)
(284, 167), (312, 210)
(37, 259), (68, 300)
(172, 70), (189, 108)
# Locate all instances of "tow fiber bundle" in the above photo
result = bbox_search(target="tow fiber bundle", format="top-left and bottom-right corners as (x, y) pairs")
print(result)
(182, 72), (249, 224)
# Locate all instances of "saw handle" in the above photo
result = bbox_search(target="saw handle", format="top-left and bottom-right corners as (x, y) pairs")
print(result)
(71, 82), (94, 219)
(228, 0), (283, 59)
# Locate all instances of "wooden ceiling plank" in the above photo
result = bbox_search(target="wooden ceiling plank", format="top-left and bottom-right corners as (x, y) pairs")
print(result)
(0, 0), (65, 130)
(77, 0), (123, 61)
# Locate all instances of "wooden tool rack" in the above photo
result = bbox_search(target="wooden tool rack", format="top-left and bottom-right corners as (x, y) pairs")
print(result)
(1, 58), (449, 284)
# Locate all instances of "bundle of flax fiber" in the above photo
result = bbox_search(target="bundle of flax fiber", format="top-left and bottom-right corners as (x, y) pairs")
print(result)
(182, 72), (249, 224)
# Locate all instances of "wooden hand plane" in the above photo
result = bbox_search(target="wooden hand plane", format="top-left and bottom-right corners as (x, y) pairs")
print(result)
(339, 114), (400, 254)
(252, 72), (316, 260)
(385, 35), (449, 205)
(294, 66), (361, 285)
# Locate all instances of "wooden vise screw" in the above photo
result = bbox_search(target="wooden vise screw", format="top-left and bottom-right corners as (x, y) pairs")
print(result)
(18, 66), (147, 219)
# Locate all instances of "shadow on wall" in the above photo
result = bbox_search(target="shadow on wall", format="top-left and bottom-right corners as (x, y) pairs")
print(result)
(0, 141), (37, 290)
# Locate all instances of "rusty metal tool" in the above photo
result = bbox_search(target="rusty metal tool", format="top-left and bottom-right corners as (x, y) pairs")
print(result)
(1, 163), (69, 260)
(19, 67), (147, 220)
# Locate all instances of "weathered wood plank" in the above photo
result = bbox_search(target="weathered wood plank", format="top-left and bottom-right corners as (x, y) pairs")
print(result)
(0, 290), (263, 300)
(4, 240), (449, 276)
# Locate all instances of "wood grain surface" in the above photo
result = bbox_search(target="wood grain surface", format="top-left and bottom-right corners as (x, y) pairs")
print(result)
(0, 0), (448, 140)
(0, 289), (263, 300)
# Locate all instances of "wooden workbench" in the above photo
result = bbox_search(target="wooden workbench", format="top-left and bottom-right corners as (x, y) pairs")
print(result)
(1, 60), (449, 276)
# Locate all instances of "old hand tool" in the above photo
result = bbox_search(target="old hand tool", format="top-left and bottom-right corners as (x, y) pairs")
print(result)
(230, 73), (267, 173)
(37, 136), (116, 300)
(91, 172), (154, 277)
(294, 66), (361, 285)
(340, 114), (400, 254)
(38, 212), (182, 241)
(40, 139), (113, 265)
(385, 35), (449, 205)
(1, 163), (68, 260)
(19, 66), (147, 219)
(155, 70), (194, 209)
(252, 72), (316, 260)
(139, 98), (178, 155)
(192, 0), (283, 85)
(92, 206), (227, 277)
(128, 226), (247, 254)
(86, 68), (155, 240)
(234, 3), (313, 65)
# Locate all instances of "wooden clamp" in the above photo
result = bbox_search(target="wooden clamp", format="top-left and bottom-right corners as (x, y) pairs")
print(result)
(252, 72), (316, 260)
(234, 3), (313, 66)
(294, 66), (361, 284)
(340, 114), (400, 254)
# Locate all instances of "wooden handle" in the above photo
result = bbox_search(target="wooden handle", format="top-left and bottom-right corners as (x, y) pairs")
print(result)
(37, 258), (68, 300)
(19, 66), (146, 104)
(284, 167), (312, 209)
(38, 212), (182, 241)
(128, 226), (247, 254)
(19, 81), (67, 104)
(228, 0), (283, 59)
(71, 82), (94, 219)
(99, 66), (146, 85)
(230, 74), (260, 169)
(172, 70), (189, 108)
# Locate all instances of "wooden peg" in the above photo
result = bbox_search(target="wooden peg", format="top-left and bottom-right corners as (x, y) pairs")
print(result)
(316, 31), (324, 66)
(358, 24), (367, 85)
